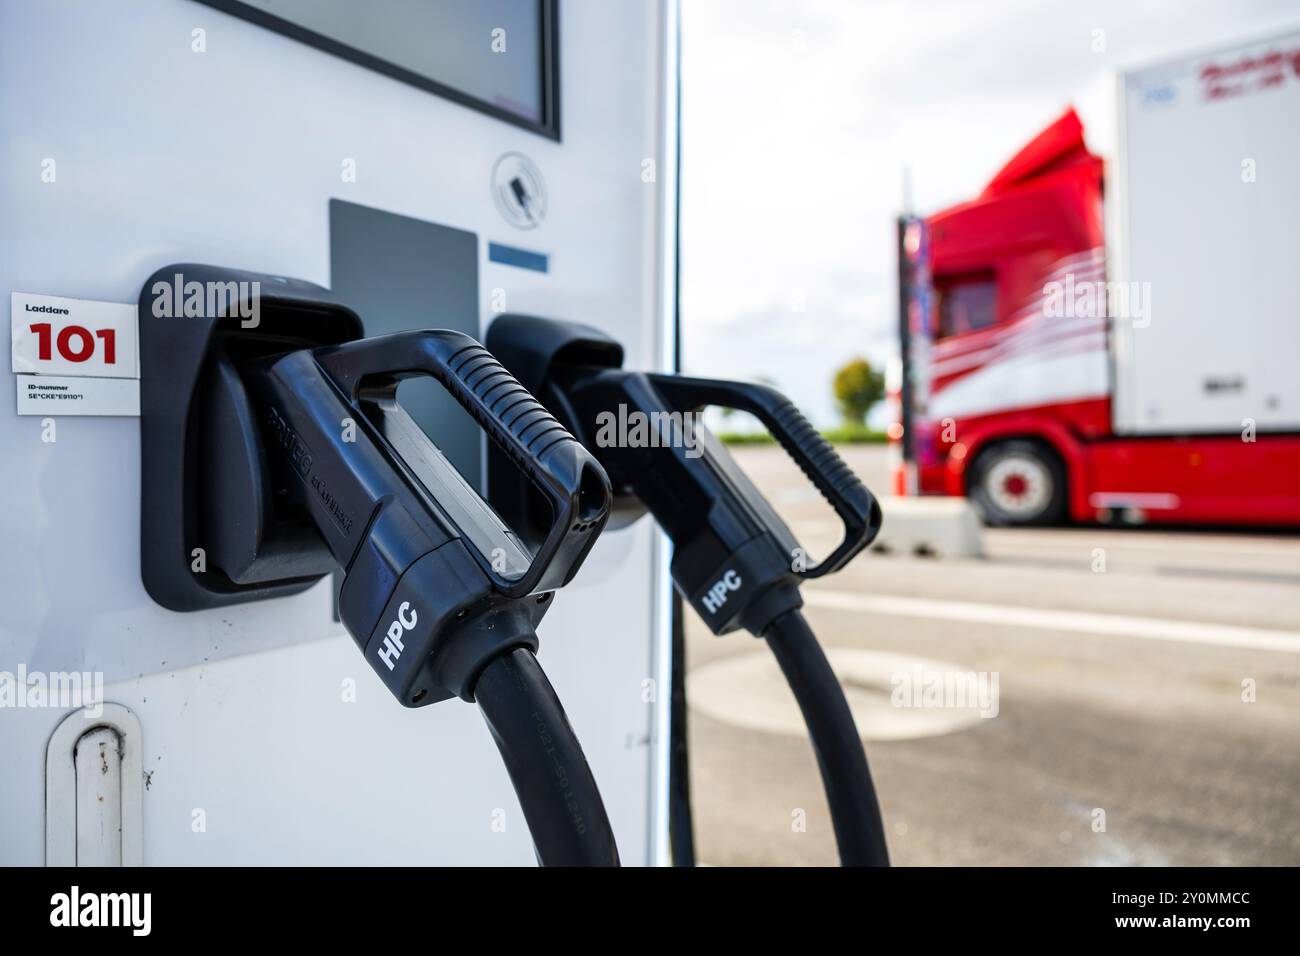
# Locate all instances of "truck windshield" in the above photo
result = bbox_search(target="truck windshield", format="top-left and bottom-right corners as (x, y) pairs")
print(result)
(937, 275), (997, 337)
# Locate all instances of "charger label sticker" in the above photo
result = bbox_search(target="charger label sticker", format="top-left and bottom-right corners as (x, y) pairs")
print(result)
(11, 291), (140, 416)
(16, 375), (140, 416)
(11, 292), (139, 378)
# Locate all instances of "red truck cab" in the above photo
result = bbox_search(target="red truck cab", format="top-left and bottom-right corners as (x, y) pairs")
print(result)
(896, 109), (1300, 526)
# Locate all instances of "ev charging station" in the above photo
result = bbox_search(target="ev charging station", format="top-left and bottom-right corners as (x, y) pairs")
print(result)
(1, 0), (680, 865)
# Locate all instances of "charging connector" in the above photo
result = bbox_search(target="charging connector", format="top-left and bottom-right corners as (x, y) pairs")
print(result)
(140, 272), (619, 865)
(243, 329), (611, 705)
(486, 313), (890, 867)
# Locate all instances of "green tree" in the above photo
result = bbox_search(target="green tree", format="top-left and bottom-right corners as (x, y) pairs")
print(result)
(832, 357), (884, 426)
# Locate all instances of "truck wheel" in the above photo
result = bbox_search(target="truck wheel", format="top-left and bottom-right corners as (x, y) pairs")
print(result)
(968, 440), (1067, 526)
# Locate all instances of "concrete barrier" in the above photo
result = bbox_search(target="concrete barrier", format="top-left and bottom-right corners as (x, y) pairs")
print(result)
(870, 495), (985, 559)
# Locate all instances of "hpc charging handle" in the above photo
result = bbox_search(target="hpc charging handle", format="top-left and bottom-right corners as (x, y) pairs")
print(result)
(262, 329), (621, 865)
(485, 313), (883, 636)
(644, 373), (881, 579)
(314, 330), (610, 599)
(249, 328), (612, 706)
(484, 313), (890, 866)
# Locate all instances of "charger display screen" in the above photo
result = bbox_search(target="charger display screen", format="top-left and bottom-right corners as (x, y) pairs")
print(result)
(200, 0), (556, 136)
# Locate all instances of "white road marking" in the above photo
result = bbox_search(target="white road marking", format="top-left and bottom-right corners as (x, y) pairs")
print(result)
(986, 529), (1300, 559)
(804, 589), (1300, 654)
(688, 649), (990, 741)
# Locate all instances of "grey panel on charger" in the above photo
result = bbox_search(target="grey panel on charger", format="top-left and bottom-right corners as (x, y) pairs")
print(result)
(329, 198), (482, 488)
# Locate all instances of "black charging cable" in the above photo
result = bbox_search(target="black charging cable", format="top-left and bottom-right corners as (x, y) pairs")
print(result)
(473, 646), (620, 866)
(763, 609), (889, 866)
(667, 591), (697, 866)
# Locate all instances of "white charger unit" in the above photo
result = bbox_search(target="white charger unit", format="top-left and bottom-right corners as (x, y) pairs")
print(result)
(0, 0), (678, 865)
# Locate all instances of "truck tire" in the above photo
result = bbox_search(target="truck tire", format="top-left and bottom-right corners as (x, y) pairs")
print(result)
(968, 439), (1067, 526)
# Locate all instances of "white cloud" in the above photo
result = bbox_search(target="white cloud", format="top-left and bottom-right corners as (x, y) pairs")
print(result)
(680, 0), (1300, 424)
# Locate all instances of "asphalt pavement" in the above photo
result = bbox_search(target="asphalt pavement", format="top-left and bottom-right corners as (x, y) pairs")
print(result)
(684, 445), (1300, 866)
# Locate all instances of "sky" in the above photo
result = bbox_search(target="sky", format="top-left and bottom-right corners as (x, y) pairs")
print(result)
(678, 0), (1300, 426)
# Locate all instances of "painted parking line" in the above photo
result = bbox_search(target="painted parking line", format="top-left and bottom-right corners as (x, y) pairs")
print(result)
(986, 529), (1300, 559)
(804, 590), (1300, 654)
